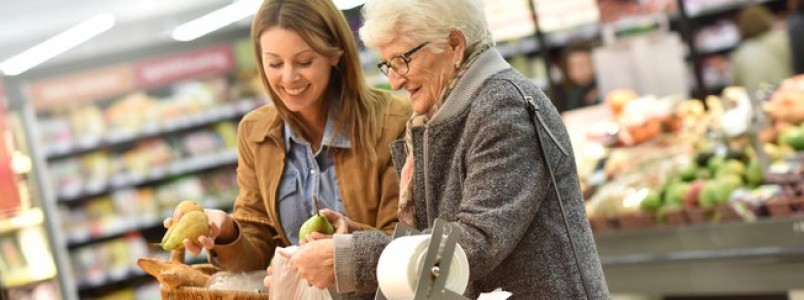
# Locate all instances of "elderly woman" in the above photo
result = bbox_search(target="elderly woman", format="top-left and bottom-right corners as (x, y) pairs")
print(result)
(280, 0), (610, 298)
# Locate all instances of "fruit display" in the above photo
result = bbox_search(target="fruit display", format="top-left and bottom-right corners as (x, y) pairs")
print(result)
(766, 75), (804, 126)
(576, 81), (804, 232)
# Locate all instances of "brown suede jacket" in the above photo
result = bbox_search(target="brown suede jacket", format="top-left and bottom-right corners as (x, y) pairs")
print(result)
(211, 95), (411, 271)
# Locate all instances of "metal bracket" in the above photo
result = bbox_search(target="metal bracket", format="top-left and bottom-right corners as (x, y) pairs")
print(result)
(375, 219), (469, 300)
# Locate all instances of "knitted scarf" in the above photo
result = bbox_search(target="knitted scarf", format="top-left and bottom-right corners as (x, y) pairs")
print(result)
(397, 42), (491, 227)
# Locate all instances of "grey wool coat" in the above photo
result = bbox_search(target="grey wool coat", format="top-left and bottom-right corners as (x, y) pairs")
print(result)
(333, 48), (610, 299)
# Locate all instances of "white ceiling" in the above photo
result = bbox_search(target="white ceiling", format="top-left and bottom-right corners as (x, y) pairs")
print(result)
(0, 0), (250, 73)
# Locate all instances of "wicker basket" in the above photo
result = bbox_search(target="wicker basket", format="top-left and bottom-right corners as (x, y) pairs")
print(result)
(160, 249), (271, 300)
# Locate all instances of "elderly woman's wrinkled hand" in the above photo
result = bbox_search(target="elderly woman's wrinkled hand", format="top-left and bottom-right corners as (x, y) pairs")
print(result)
(263, 265), (273, 290)
(319, 209), (356, 234)
(278, 239), (336, 289)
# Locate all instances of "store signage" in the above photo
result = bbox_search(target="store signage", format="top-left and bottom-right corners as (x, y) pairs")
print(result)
(27, 64), (136, 111)
(135, 45), (235, 89)
(533, 0), (600, 32)
(484, 0), (536, 42)
(598, 0), (677, 23)
(0, 103), (21, 216)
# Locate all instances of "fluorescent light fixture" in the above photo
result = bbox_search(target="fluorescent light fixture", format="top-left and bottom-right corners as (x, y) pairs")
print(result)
(0, 13), (115, 76)
(172, 0), (262, 42)
(334, 0), (367, 10)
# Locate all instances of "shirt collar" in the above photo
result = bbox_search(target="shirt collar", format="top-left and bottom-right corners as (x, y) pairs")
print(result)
(283, 111), (351, 152)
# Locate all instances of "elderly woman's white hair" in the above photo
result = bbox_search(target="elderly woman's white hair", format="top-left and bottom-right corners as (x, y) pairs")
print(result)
(359, 0), (493, 54)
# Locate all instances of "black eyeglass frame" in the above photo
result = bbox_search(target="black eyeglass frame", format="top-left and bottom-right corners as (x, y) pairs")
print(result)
(376, 42), (429, 76)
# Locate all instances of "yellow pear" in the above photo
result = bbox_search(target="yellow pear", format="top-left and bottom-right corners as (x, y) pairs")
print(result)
(162, 200), (204, 244)
(162, 211), (209, 251)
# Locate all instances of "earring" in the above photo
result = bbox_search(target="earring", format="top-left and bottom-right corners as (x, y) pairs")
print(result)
(455, 60), (461, 69)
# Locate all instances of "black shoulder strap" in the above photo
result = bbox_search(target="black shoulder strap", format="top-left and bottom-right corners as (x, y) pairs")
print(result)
(502, 79), (591, 300)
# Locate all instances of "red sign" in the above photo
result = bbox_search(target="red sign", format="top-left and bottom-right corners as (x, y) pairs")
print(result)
(27, 64), (136, 111)
(135, 45), (235, 89)
(0, 103), (21, 216)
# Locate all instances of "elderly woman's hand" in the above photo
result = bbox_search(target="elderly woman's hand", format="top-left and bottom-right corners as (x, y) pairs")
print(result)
(299, 209), (355, 245)
(279, 239), (336, 289)
(321, 209), (357, 234)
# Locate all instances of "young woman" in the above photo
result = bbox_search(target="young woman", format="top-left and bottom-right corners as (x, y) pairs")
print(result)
(165, 0), (410, 273)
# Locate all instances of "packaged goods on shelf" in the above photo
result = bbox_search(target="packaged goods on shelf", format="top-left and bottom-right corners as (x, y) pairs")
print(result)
(694, 20), (740, 54)
(0, 225), (57, 287)
(58, 166), (238, 247)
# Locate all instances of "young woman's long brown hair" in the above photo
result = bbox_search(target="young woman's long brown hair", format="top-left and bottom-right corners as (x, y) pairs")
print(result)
(252, 0), (388, 162)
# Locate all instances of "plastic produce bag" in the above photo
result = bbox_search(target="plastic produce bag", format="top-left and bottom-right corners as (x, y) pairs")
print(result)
(270, 246), (333, 300)
(206, 270), (268, 294)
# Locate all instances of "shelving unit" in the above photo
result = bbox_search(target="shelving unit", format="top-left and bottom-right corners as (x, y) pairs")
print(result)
(0, 93), (63, 299)
(1, 33), (264, 298)
(674, 0), (787, 98)
(0, 209), (43, 235)
(0, 217), (57, 288)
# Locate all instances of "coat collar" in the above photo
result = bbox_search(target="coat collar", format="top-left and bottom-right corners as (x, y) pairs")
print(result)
(430, 48), (511, 125)
(283, 111), (352, 152)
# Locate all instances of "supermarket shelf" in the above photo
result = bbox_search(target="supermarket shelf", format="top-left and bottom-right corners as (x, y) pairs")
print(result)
(696, 43), (738, 57)
(43, 99), (259, 161)
(77, 270), (152, 297)
(2, 270), (57, 288)
(76, 257), (208, 297)
(686, 0), (781, 19)
(498, 36), (540, 58)
(496, 23), (602, 58)
(57, 149), (239, 204)
(0, 208), (44, 234)
(67, 220), (164, 250)
(595, 216), (804, 294)
(66, 204), (233, 250)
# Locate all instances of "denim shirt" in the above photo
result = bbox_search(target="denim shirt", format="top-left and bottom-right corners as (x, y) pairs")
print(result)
(279, 114), (349, 245)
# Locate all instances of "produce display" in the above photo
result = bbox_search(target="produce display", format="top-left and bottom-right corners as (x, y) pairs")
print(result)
(576, 75), (804, 232)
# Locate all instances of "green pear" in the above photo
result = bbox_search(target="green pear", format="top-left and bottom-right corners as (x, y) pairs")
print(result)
(298, 196), (334, 242)
(298, 213), (334, 242)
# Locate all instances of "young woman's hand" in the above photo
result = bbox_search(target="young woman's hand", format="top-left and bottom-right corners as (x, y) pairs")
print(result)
(163, 208), (237, 255)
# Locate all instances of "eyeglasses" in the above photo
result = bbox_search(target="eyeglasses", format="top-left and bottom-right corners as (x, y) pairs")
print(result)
(377, 42), (429, 76)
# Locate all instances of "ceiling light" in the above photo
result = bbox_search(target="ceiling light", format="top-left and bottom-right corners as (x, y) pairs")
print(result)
(172, 0), (262, 42)
(0, 13), (115, 76)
